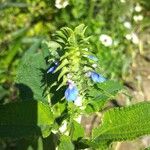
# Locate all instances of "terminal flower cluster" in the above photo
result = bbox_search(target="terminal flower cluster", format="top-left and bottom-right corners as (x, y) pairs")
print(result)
(47, 55), (106, 102)
(47, 25), (107, 103)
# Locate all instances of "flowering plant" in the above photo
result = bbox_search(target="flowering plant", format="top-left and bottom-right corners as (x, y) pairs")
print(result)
(0, 25), (150, 150)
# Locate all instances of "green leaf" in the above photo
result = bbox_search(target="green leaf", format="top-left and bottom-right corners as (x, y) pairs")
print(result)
(97, 80), (123, 95)
(58, 135), (74, 150)
(144, 147), (150, 150)
(0, 100), (54, 138)
(86, 80), (123, 113)
(16, 39), (49, 102)
(74, 24), (87, 36)
(71, 121), (84, 141)
(92, 102), (150, 148)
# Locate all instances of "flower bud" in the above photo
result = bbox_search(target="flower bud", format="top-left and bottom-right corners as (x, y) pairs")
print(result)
(47, 62), (58, 73)
(90, 72), (106, 83)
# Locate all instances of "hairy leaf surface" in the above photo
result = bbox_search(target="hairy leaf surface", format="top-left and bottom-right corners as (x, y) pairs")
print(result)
(92, 102), (150, 144)
(16, 39), (49, 102)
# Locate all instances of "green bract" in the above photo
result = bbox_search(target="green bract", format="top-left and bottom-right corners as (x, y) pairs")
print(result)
(47, 24), (94, 100)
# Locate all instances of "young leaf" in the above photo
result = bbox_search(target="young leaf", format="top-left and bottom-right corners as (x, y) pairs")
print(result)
(92, 102), (150, 146)
(58, 135), (74, 150)
(0, 100), (54, 138)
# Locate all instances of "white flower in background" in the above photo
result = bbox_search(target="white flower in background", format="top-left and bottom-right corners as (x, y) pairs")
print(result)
(125, 32), (139, 44)
(135, 3), (142, 12)
(133, 15), (143, 22)
(55, 0), (69, 9)
(131, 33), (139, 44)
(123, 21), (131, 29)
(125, 34), (132, 40)
(74, 115), (82, 123)
(74, 96), (82, 106)
(59, 120), (67, 133)
(120, 0), (126, 3)
(99, 34), (113, 47)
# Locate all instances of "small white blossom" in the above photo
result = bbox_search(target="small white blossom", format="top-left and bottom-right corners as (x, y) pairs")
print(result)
(59, 120), (67, 133)
(74, 96), (82, 106)
(123, 21), (131, 29)
(125, 34), (132, 40)
(131, 33), (139, 44)
(55, 0), (69, 9)
(67, 73), (72, 79)
(120, 0), (126, 3)
(92, 63), (97, 68)
(133, 15), (143, 22)
(67, 79), (74, 85)
(99, 34), (113, 47)
(135, 4), (142, 12)
(125, 33), (139, 44)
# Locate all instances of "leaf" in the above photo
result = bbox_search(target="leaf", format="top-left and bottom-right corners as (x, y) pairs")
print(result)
(58, 135), (74, 150)
(86, 80), (123, 113)
(58, 67), (68, 81)
(144, 147), (150, 150)
(0, 100), (54, 138)
(54, 59), (69, 73)
(97, 80), (123, 95)
(71, 121), (84, 141)
(74, 24), (87, 36)
(92, 102), (150, 148)
(16, 39), (49, 102)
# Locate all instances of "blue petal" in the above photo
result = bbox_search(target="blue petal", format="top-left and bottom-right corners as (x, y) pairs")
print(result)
(88, 55), (98, 61)
(47, 62), (59, 74)
(47, 66), (56, 73)
(91, 72), (106, 83)
(65, 86), (78, 101)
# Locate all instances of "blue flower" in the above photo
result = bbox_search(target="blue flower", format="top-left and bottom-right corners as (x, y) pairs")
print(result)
(47, 66), (56, 73)
(47, 62), (58, 74)
(91, 72), (106, 83)
(88, 55), (98, 61)
(65, 85), (78, 102)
